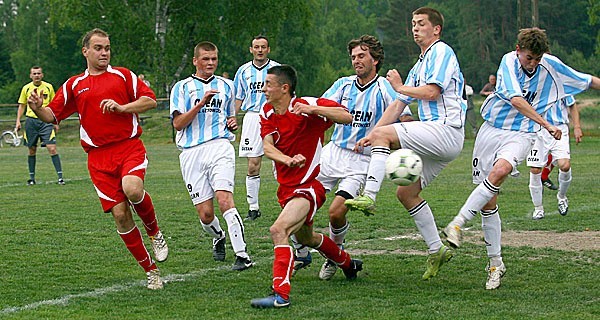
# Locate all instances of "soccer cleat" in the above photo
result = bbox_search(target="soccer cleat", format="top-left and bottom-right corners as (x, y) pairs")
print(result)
(27, 179), (36, 186)
(442, 224), (462, 248)
(422, 245), (453, 280)
(232, 255), (254, 271)
(318, 259), (338, 280)
(557, 195), (569, 216)
(292, 252), (312, 276)
(146, 268), (163, 290)
(342, 259), (363, 280)
(344, 195), (376, 216)
(485, 262), (506, 290)
(58, 178), (65, 185)
(245, 209), (261, 221)
(532, 209), (545, 220)
(250, 293), (290, 309)
(212, 237), (226, 261)
(149, 230), (169, 262)
(542, 178), (558, 190)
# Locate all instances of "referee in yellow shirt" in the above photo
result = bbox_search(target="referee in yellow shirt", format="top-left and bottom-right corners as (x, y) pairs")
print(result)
(15, 66), (64, 185)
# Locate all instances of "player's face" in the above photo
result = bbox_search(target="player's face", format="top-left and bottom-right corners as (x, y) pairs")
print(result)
(489, 75), (496, 85)
(516, 46), (543, 72)
(412, 14), (441, 50)
(193, 49), (219, 79)
(83, 35), (111, 73)
(263, 74), (286, 106)
(30, 68), (43, 85)
(350, 45), (377, 82)
(250, 39), (270, 64)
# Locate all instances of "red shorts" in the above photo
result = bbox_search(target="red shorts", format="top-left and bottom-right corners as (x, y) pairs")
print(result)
(87, 138), (148, 212)
(277, 179), (326, 226)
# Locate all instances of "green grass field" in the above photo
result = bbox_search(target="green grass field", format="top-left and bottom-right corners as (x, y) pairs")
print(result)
(0, 112), (599, 319)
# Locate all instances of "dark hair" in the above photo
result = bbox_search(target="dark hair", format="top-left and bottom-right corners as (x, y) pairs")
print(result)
(252, 35), (269, 47)
(347, 35), (385, 72)
(412, 7), (444, 35)
(82, 28), (109, 48)
(267, 65), (297, 96)
(194, 41), (218, 57)
(517, 28), (549, 56)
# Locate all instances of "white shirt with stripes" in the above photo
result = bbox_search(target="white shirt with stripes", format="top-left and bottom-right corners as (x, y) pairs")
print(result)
(481, 52), (591, 132)
(398, 40), (467, 128)
(233, 59), (280, 112)
(170, 74), (236, 149)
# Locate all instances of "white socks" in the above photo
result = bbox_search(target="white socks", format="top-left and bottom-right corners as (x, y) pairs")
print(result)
(246, 175), (260, 211)
(409, 200), (442, 254)
(363, 147), (390, 200)
(223, 208), (248, 258)
(529, 172), (543, 208)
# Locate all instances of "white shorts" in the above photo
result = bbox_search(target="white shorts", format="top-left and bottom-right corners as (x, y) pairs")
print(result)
(472, 122), (536, 184)
(179, 139), (236, 205)
(526, 123), (570, 167)
(317, 143), (370, 197)
(239, 111), (263, 157)
(392, 121), (464, 188)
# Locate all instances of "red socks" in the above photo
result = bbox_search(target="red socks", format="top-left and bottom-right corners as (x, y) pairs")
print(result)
(316, 234), (351, 269)
(272, 246), (294, 300)
(131, 191), (159, 236)
(119, 226), (156, 272)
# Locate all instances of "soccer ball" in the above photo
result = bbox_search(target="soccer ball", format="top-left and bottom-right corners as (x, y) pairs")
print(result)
(385, 149), (423, 186)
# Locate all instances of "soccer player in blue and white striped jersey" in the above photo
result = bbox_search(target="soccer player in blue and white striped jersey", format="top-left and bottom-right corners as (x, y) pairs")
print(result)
(309, 35), (412, 280)
(170, 41), (253, 271)
(527, 95), (582, 220)
(444, 28), (600, 290)
(345, 7), (466, 281)
(233, 36), (280, 221)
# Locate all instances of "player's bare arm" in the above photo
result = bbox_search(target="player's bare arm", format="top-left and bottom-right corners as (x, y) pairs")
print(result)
(568, 103), (583, 144)
(15, 104), (25, 130)
(387, 69), (442, 101)
(589, 76), (600, 90)
(226, 116), (238, 131)
(172, 90), (219, 130)
(263, 134), (305, 168)
(292, 102), (352, 124)
(26, 88), (55, 123)
(510, 96), (562, 140)
(101, 96), (156, 114)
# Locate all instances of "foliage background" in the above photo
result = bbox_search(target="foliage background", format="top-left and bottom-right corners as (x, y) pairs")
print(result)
(0, 0), (599, 102)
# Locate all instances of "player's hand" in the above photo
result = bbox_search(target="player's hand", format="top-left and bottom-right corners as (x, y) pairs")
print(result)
(386, 69), (404, 92)
(100, 99), (124, 113)
(287, 154), (306, 168)
(226, 117), (238, 132)
(15, 122), (21, 131)
(54, 124), (60, 132)
(292, 102), (315, 115)
(546, 125), (562, 140)
(198, 90), (219, 109)
(353, 136), (372, 153)
(573, 127), (583, 145)
(27, 88), (44, 110)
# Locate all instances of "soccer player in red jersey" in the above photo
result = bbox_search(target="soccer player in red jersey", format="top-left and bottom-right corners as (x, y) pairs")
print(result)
(27, 28), (168, 290)
(250, 65), (363, 309)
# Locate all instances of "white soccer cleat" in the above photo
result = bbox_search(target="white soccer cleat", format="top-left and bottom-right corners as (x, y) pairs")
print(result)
(146, 269), (163, 290)
(319, 260), (338, 280)
(485, 262), (506, 290)
(532, 209), (545, 220)
(442, 224), (463, 248)
(557, 195), (569, 216)
(150, 230), (169, 262)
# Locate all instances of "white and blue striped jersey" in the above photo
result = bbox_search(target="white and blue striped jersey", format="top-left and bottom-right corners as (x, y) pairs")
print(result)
(323, 75), (411, 154)
(170, 74), (236, 149)
(398, 40), (466, 128)
(234, 59), (280, 112)
(545, 95), (575, 126)
(481, 52), (591, 132)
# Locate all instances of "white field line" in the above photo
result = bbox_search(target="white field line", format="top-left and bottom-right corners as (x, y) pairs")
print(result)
(2, 203), (598, 315)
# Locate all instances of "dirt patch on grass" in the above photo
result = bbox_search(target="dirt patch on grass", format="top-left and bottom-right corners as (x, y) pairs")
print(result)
(463, 229), (600, 251)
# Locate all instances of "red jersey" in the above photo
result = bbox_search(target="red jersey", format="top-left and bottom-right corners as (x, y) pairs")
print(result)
(260, 97), (344, 187)
(48, 66), (156, 152)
